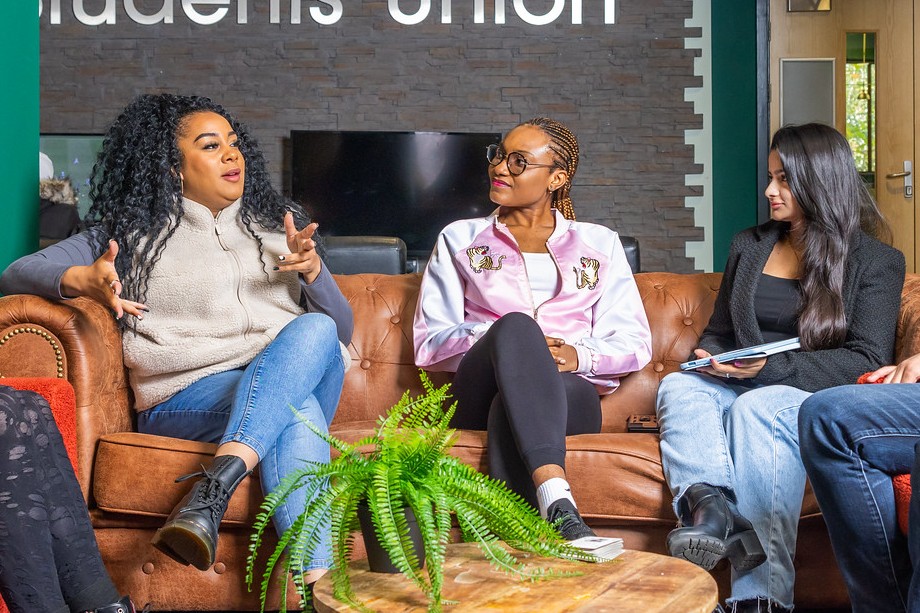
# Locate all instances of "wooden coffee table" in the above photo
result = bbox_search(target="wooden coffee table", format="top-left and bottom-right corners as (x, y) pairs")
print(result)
(313, 542), (718, 612)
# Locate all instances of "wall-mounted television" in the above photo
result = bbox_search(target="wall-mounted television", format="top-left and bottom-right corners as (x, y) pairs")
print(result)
(291, 130), (501, 258)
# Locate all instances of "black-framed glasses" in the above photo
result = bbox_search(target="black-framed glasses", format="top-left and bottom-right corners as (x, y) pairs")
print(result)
(486, 144), (558, 176)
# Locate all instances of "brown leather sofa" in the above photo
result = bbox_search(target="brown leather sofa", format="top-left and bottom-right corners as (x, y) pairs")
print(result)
(3, 271), (916, 610)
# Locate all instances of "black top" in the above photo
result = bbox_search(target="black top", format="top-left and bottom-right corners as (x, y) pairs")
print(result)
(698, 220), (906, 392)
(754, 274), (800, 342)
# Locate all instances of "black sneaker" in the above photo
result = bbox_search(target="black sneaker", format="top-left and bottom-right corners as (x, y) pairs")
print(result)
(546, 499), (596, 541)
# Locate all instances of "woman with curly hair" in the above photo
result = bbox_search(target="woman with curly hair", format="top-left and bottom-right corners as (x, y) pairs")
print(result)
(0, 94), (353, 583)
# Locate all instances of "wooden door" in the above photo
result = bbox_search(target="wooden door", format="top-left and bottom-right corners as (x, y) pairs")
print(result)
(769, 0), (917, 270)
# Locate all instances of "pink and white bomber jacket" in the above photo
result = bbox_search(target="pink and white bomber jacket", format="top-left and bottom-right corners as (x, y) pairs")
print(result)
(413, 210), (652, 394)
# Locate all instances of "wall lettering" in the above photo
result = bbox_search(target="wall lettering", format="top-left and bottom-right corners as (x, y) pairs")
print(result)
(39, 0), (615, 25)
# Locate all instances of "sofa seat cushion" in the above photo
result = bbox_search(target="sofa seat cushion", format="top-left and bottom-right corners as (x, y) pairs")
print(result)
(93, 432), (262, 524)
(93, 428), (821, 529)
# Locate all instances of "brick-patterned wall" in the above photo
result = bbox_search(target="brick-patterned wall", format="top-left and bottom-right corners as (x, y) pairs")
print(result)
(40, 0), (703, 272)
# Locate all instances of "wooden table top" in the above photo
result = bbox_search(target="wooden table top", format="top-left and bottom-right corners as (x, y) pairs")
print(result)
(313, 542), (718, 612)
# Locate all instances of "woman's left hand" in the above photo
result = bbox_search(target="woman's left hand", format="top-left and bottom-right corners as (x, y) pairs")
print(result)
(278, 212), (322, 284)
(703, 356), (767, 380)
(546, 336), (578, 372)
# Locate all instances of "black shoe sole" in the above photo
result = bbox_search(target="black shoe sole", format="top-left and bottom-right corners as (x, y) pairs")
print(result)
(725, 528), (766, 571)
(667, 529), (726, 571)
(151, 520), (215, 571)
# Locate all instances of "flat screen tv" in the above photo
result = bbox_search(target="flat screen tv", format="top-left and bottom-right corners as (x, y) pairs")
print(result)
(291, 130), (501, 258)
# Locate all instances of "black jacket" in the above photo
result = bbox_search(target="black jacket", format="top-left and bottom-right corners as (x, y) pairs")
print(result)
(698, 220), (905, 393)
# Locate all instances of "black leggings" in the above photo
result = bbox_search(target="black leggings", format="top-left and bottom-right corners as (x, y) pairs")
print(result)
(451, 312), (602, 506)
(0, 386), (119, 613)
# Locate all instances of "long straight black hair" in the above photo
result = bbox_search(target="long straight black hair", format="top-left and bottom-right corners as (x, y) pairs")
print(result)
(771, 123), (889, 350)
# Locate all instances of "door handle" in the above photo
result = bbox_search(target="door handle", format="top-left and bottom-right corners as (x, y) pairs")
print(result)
(887, 161), (913, 198)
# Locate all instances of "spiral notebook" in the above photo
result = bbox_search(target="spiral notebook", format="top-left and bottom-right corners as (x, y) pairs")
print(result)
(680, 337), (801, 371)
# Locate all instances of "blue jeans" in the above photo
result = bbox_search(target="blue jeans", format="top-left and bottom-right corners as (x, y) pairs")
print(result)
(137, 313), (346, 571)
(799, 384), (920, 613)
(656, 371), (811, 608)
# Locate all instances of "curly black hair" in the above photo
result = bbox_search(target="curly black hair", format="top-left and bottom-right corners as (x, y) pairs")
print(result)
(84, 93), (310, 309)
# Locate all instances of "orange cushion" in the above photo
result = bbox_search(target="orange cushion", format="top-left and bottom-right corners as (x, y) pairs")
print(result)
(894, 473), (912, 536)
(0, 377), (77, 473)
(0, 378), (77, 613)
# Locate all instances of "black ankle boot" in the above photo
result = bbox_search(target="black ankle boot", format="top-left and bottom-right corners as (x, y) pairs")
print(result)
(92, 595), (145, 613)
(152, 454), (250, 570)
(723, 499), (767, 571)
(667, 484), (766, 571)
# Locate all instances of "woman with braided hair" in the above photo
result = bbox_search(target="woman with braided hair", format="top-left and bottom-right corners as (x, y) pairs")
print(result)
(414, 117), (651, 539)
(0, 94), (353, 584)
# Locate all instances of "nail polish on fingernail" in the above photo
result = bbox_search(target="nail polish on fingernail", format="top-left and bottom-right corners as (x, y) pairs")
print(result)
(278, 255), (286, 261)
(272, 266), (279, 271)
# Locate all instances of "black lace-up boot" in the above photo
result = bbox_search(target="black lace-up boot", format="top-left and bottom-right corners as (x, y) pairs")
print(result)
(151, 454), (250, 570)
(666, 483), (766, 571)
(91, 595), (148, 613)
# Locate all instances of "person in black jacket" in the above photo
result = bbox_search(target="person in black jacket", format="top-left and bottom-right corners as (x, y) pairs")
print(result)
(655, 123), (905, 612)
(0, 385), (141, 613)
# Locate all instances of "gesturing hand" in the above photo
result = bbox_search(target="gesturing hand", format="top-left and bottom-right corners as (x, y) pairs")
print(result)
(59, 240), (148, 320)
(278, 212), (322, 284)
(546, 336), (578, 372)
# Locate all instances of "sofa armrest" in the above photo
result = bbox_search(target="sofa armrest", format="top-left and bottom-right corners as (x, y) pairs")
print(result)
(896, 274), (920, 363)
(0, 294), (132, 501)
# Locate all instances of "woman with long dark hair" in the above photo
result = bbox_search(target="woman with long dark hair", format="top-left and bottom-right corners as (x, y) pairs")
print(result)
(414, 117), (652, 540)
(655, 123), (905, 612)
(0, 94), (353, 583)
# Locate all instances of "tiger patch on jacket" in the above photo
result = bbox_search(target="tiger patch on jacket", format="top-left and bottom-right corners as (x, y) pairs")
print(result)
(466, 246), (506, 273)
(573, 257), (600, 289)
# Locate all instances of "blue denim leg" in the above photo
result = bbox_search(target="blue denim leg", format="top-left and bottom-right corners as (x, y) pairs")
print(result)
(726, 385), (811, 609)
(656, 371), (744, 515)
(138, 313), (345, 572)
(799, 384), (920, 613)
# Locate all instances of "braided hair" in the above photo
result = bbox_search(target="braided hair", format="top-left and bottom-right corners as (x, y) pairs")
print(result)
(524, 117), (579, 220)
(84, 94), (310, 320)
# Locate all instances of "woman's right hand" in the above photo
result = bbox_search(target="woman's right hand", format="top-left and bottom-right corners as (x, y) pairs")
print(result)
(59, 240), (148, 319)
(866, 353), (920, 383)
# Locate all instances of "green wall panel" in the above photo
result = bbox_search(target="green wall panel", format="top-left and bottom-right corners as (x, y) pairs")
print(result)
(711, 0), (761, 270)
(0, 4), (38, 274)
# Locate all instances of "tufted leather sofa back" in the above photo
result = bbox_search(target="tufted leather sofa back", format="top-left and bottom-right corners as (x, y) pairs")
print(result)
(332, 272), (721, 432)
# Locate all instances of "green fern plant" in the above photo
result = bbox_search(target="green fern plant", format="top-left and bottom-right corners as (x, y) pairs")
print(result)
(246, 371), (596, 612)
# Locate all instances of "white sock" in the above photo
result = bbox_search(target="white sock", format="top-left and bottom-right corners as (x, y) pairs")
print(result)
(536, 477), (576, 519)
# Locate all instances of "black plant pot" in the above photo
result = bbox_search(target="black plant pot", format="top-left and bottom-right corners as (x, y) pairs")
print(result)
(357, 503), (426, 573)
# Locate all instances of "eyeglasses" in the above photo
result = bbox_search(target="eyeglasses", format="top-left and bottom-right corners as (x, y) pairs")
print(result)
(486, 144), (558, 176)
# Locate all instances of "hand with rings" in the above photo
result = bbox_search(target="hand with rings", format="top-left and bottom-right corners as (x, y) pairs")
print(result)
(688, 348), (767, 380)
(59, 240), (148, 320)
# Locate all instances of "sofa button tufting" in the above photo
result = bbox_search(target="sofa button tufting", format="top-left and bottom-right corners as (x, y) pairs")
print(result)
(682, 317), (693, 326)
(390, 315), (400, 324)
(360, 359), (371, 370)
(654, 362), (664, 372)
(142, 562), (155, 574)
(213, 562), (226, 574)
(365, 286), (376, 292)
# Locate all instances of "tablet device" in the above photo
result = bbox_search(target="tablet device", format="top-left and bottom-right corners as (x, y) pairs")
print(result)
(680, 337), (801, 371)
